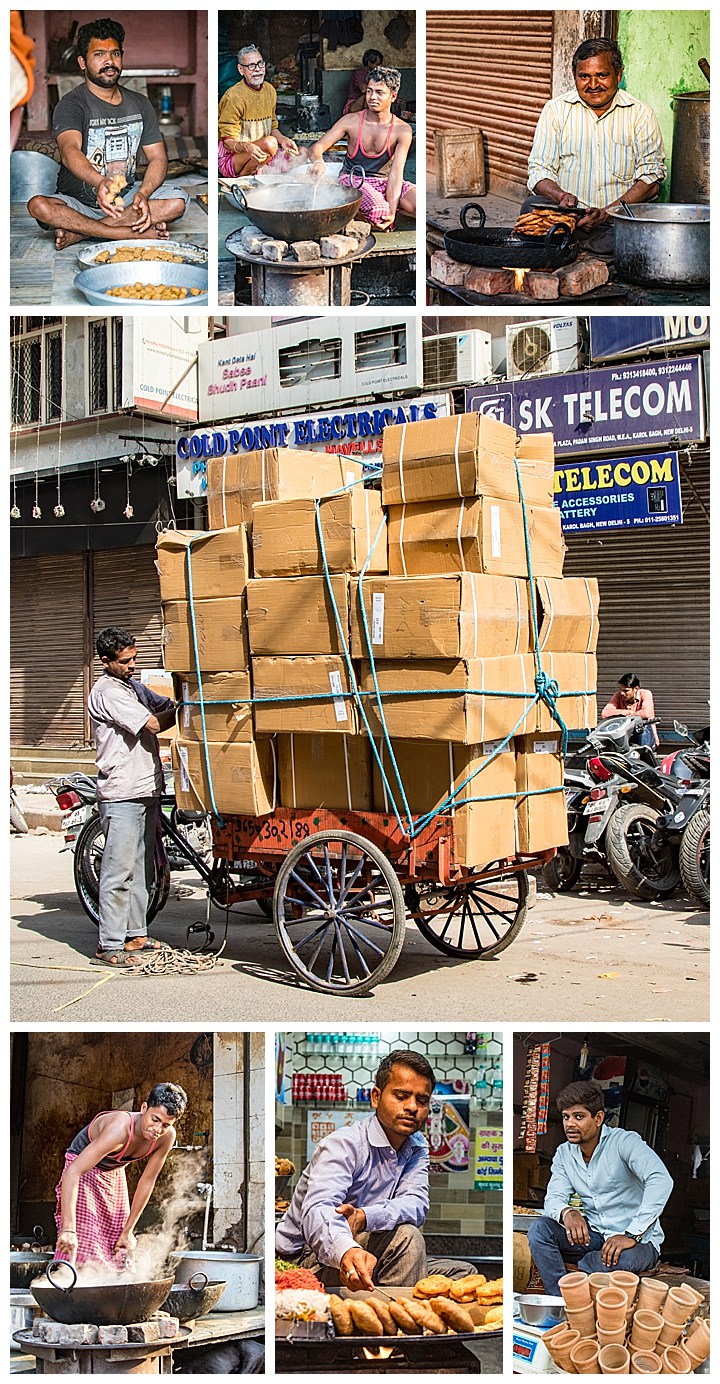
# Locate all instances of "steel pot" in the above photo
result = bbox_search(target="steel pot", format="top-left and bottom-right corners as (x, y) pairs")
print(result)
(31, 1260), (174, 1326)
(228, 167), (364, 242)
(165, 1272), (227, 1322)
(608, 203), (709, 285)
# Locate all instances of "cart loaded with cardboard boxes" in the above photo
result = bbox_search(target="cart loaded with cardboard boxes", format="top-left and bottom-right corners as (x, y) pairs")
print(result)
(156, 413), (599, 993)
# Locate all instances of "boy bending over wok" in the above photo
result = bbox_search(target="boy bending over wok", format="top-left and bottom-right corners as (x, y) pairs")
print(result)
(276, 1051), (472, 1289)
(55, 1082), (187, 1267)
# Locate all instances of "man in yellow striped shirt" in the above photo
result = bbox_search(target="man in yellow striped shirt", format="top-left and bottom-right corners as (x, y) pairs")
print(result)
(524, 39), (666, 253)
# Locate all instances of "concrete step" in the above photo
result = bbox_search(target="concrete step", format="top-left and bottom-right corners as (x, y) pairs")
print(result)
(11, 746), (97, 785)
(13, 787), (65, 833)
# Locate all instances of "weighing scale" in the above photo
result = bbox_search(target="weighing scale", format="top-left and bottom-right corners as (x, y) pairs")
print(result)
(512, 1295), (565, 1374)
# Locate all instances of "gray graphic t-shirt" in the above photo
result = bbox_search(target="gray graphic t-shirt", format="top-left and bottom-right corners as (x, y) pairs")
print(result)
(53, 84), (162, 206)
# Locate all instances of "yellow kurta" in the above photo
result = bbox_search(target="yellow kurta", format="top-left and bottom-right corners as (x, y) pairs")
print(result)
(218, 80), (278, 145)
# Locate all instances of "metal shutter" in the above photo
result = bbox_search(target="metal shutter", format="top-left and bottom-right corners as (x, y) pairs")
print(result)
(90, 546), (163, 685)
(563, 454), (710, 732)
(427, 11), (554, 193)
(11, 554), (88, 746)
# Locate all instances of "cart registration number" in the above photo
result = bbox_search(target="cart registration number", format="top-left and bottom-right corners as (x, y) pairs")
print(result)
(235, 815), (311, 847)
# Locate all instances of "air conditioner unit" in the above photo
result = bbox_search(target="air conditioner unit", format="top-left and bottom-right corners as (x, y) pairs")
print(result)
(506, 319), (584, 380)
(423, 330), (492, 389)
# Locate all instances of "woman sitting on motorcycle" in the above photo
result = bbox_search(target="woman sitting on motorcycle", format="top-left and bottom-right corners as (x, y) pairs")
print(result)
(601, 673), (658, 747)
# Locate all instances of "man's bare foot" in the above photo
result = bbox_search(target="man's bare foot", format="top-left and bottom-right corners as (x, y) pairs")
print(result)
(55, 228), (86, 250)
(127, 221), (170, 240)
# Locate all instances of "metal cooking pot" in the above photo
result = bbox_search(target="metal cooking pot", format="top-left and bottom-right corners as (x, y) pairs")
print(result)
(31, 1260), (174, 1326)
(608, 203), (709, 285)
(165, 1272), (227, 1322)
(516, 1294), (566, 1327)
(11, 1251), (54, 1289)
(228, 167), (364, 242)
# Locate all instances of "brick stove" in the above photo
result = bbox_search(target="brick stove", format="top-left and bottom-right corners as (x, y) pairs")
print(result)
(430, 248), (613, 301)
(226, 227), (376, 307)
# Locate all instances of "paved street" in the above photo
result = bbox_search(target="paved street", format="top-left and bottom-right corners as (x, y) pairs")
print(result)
(11, 831), (709, 1026)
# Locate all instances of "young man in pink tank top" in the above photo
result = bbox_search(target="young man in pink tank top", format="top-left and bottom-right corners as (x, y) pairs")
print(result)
(55, 1082), (187, 1267)
(309, 67), (415, 230)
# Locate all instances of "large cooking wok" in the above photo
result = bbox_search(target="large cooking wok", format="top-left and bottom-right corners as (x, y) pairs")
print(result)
(31, 1260), (174, 1326)
(227, 166), (364, 241)
(445, 202), (577, 269)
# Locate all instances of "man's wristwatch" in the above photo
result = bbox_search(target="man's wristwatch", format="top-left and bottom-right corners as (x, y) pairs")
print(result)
(624, 1231), (640, 1242)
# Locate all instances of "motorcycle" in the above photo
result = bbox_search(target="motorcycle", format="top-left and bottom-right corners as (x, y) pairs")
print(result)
(10, 769), (29, 834)
(678, 784), (710, 908)
(542, 715), (653, 893)
(591, 722), (701, 900)
(655, 722), (710, 908)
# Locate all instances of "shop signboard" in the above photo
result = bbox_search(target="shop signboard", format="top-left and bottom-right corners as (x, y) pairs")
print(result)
(176, 393), (452, 498)
(127, 316), (208, 421)
(590, 315), (709, 362)
(474, 1126), (503, 1190)
(555, 450), (683, 532)
(465, 355), (705, 456)
(306, 1109), (365, 1159)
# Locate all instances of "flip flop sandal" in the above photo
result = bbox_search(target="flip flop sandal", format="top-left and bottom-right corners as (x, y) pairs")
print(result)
(91, 951), (141, 969)
(123, 938), (163, 954)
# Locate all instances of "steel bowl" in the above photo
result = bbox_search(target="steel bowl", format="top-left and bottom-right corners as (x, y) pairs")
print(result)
(517, 1294), (566, 1327)
(74, 261), (208, 306)
(77, 238), (208, 268)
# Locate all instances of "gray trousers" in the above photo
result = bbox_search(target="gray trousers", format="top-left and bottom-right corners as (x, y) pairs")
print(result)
(301, 1224), (475, 1288)
(97, 798), (158, 952)
(520, 192), (615, 256)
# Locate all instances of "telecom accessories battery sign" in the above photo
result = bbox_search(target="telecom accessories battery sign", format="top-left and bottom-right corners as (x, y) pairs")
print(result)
(554, 450), (683, 532)
(465, 355), (705, 455)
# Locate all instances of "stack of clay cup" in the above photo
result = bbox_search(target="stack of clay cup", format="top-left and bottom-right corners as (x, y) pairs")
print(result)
(541, 1270), (711, 1374)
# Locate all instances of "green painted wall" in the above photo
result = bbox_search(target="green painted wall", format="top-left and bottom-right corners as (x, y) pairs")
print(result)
(617, 9), (710, 198)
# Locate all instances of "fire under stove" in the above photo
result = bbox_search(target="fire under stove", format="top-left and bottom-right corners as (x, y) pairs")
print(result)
(13, 1325), (191, 1375)
(226, 230), (376, 307)
(275, 1327), (501, 1374)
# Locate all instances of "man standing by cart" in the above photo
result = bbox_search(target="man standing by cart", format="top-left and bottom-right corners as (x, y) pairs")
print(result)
(276, 1050), (473, 1288)
(523, 38), (666, 253)
(527, 1079), (673, 1294)
(88, 626), (176, 968)
(55, 1082), (187, 1266)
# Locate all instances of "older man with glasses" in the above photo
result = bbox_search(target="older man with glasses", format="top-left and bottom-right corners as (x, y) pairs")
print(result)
(218, 44), (298, 177)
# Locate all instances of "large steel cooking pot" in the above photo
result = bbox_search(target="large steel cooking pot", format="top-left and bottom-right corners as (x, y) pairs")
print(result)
(31, 1260), (174, 1326)
(670, 91), (710, 204)
(608, 203), (709, 285)
(228, 167), (364, 242)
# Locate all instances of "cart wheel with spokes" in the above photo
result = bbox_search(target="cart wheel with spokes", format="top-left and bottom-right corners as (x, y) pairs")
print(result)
(405, 869), (529, 957)
(273, 829), (405, 994)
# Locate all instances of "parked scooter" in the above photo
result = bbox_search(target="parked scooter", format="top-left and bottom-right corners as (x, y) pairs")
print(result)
(10, 770), (29, 834)
(542, 716), (651, 893)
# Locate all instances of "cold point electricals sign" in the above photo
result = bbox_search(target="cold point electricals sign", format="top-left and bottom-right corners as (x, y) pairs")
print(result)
(465, 356), (705, 456)
(175, 393), (451, 498)
(555, 450), (683, 532)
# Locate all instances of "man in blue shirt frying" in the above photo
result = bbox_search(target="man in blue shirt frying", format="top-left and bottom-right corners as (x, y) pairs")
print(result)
(528, 1079), (673, 1295)
(277, 1051), (437, 1288)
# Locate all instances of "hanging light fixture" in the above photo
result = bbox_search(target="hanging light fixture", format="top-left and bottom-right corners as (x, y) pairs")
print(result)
(10, 475), (20, 520)
(32, 472), (42, 519)
(124, 455), (134, 518)
(90, 460), (105, 513)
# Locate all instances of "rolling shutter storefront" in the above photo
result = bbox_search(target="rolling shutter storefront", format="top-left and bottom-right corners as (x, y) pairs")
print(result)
(427, 11), (554, 193)
(563, 454), (710, 733)
(11, 553), (88, 747)
(11, 545), (163, 749)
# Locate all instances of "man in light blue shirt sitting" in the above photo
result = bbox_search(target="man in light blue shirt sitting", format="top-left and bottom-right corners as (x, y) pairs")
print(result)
(527, 1079), (673, 1295)
(276, 1050), (472, 1289)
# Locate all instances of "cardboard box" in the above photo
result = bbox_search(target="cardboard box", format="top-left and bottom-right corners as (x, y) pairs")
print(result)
(247, 575), (350, 656)
(172, 736), (277, 816)
(206, 450), (362, 529)
(372, 737), (517, 867)
(278, 733), (372, 811)
(533, 653), (597, 733)
(514, 733), (568, 853)
(138, 670), (177, 742)
(175, 672), (253, 743)
(387, 497), (565, 578)
(535, 576), (600, 653)
(162, 598), (248, 673)
(252, 489), (387, 578)
(252, 656), (359, 735)
(514, 433), (556, 506)
(156, 527), (251, 603)
(381, 412), (517, 506)
(350, 574), (530, 660)
(359, 656), (536, 744)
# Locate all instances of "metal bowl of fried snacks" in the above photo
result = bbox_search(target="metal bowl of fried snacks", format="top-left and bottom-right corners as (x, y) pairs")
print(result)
(74, 261), (208, 305)
(77, 239), (208, 268)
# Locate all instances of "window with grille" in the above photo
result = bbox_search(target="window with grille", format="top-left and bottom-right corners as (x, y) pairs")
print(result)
(355, 324), (407, 372)
(278, 337), (342, 388)
(11, 324), (64, 427)
(88, 317), (124, 414)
